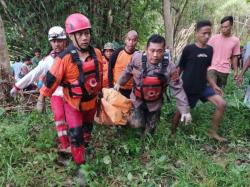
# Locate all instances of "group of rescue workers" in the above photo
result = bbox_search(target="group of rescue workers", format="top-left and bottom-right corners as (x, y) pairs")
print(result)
(9, 13), (249, 173)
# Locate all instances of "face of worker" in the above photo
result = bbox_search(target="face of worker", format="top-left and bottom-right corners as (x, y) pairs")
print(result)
(125, 34), (138, 53)
(34, 51), (41, 58)
(146, 42), (165, 64)
(50, 39), (67, 53)
(195, 26), (211, 46)
(104, 49), (114, 60)
(221, 20), (232, 36)
(69, 29), (91, 49)
(25, 59), (32, 65)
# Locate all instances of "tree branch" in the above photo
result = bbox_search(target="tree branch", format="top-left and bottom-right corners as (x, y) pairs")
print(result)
(173, 0), (188, 41)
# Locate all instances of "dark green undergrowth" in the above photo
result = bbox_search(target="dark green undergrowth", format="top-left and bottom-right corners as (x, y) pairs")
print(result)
(0, 74), (249, 187)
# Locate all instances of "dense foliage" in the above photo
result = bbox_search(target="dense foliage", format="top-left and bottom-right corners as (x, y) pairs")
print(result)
(0, 0), (162, 58)
(1, 0), (250, 59)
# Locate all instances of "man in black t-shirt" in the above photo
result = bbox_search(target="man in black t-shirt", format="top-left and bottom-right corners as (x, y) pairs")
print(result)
(172, 20), (227, 142)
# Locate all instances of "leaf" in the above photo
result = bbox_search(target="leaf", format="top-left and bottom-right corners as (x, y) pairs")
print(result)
(80, 164), (91, 178)
(22, 147), (37, 153)
(103, 155), (111, 165)
(0, 107), (5, 116)
(123, 145), (129, 154)
(158, 155), (167, 163)
(127, 172), (133, 181)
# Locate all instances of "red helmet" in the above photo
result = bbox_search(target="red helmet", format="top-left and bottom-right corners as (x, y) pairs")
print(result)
(65, 13), (91, 34)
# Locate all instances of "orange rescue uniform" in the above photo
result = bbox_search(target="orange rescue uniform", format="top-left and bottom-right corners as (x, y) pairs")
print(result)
(108, 48), (136, 90)
(40, 46), (103, 111)
(113, 50), (133, 89)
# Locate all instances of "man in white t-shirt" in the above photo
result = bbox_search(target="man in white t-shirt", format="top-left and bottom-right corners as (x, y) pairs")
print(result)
(11, 56), (23, 82)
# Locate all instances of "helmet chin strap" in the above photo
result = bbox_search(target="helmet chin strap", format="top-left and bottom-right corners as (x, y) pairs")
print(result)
(74, 33), (89, 52)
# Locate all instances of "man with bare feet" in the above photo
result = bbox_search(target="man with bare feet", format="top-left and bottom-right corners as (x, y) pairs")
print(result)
(172, 20), (227, 142)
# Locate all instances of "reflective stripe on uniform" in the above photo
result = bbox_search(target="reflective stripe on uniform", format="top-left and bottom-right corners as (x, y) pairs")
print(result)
(57, 130), (67, 137)
(55, 120), (66, 126)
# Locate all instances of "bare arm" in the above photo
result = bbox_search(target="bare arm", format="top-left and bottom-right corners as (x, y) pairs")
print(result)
(237, 56), (250, 86)
(231, 56), (238, 80)
(207, 72), (223, 95)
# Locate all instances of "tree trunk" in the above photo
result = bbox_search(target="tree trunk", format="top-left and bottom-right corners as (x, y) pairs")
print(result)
(173, 0), (189, 40)
(0, 15), (11, 78)
(0, 15), (12, 103)
(162, 0), (173, 48)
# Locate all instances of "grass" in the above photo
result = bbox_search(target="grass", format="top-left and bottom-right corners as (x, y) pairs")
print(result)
(0, 73), (249, 187)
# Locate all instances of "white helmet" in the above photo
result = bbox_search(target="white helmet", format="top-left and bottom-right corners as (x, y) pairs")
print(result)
(48, 26), (67, 41)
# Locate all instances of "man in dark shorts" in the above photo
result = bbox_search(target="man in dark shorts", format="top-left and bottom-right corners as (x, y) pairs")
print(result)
(172, 20), (227, 142)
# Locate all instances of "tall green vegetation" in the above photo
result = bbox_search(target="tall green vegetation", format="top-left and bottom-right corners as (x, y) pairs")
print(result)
(0, 0), (162, 57)
(1, 0), (250, 58)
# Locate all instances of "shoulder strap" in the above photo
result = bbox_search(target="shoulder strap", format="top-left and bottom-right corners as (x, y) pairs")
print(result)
(108, 47), (124, 87)
(109, 47), (124, 70)
(58, 44), (75, 59)
(162, 53), (171, 102)
(140, 54), (148, 102)
(161, 53), (169, 74)
(141, 54), (147, 77)
(70, 48), (88, 98)
(88, 46), (99, 81)
(141, 53), (169, 76)
(70, 45), (100, 100)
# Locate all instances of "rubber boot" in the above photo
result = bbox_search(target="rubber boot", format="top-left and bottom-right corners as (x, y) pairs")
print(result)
(71, 145), (85, 165)
(56, 123), (70, 150)
(83, 123), (93, 145)
(58, 136), (70, 149)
